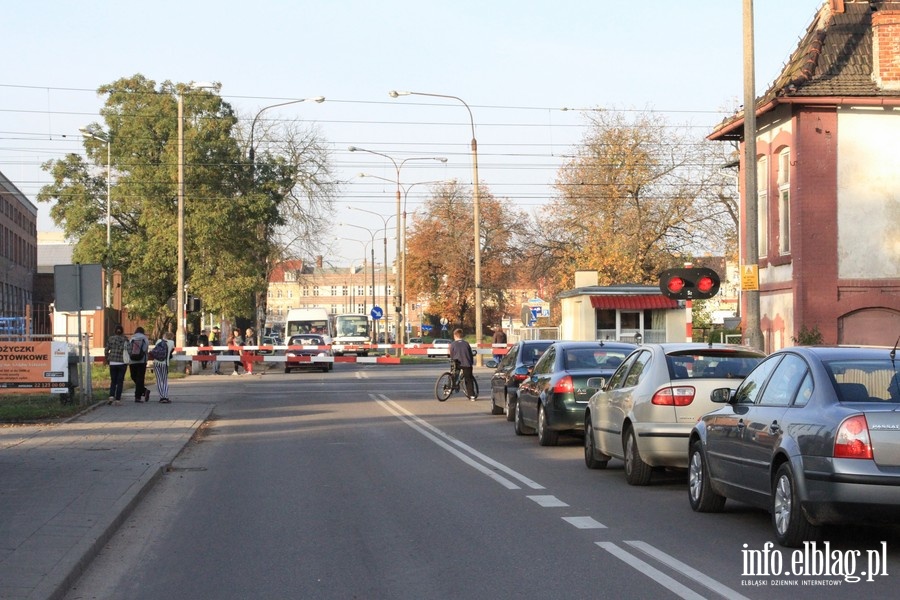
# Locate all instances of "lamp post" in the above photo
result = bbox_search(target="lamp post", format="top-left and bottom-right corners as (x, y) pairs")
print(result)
(348, 146), (447, 347)
(79, 127), (111, 310)
(177, 82), (215, 350)
(388, 90), (483, 364)
(341, 238), (374, 314)
(360, 175), (446, 346)
(246, 96), (324, 343)
(341, 223), (383, 342)
(347, 206), (395, 343)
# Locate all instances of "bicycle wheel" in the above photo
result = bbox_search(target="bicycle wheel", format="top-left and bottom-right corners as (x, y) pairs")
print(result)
(435, 372), (454, 401)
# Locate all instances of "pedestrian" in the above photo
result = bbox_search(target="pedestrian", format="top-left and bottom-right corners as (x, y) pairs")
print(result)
(492, 325), (508, 363)
(449, 328), (477, 401)
(127, 326), (151, 402)
(104, 324), (127, 406)
(229, 328), (244, 375)
(152, 331), (175, 403)
(210, 326), (222, 374)
(198, 328), (210, 370)
(243, 327), (256, 375)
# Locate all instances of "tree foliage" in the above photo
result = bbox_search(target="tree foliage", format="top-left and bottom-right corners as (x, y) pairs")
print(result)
(522, 109), (738, 301)
(37, 74), (337, 331)
(405, 181), (528, 332)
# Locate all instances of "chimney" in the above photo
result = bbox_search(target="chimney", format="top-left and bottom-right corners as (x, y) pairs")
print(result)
(316, 255), (323, 269)
(872, 9), (900, 91)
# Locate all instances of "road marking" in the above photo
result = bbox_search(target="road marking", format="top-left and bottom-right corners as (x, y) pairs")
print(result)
(369, 394), (544, 490)
(354, 371), (369, 379)
(374, 395), (522, 490)
(596, 542), (707, 600)
(625, 541), (750, 600)
(563, 516), (606, 529)
(528, 495), (569, 507)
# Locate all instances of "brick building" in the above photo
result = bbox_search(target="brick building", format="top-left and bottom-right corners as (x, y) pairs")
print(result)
(710, 0), (900, 350)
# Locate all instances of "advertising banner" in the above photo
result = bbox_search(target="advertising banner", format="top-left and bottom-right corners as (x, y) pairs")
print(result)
(0, 341), (70, 394)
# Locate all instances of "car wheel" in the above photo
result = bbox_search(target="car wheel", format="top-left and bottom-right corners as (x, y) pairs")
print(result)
(624, 428), (652, 486)
(688, 440), (725, 512)
(584, 421), (609, 469)
(284, 368), (291, 374)
(505, 391), (516, 422)
(514, 400), (535, 436)
(772, 463), (820, 547)
(537, 404), (559, 446)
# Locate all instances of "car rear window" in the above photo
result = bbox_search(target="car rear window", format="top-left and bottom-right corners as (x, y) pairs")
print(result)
(667, 351), (763, 380)
(523, 343), (552, 364)
(827, 360), (900, 402)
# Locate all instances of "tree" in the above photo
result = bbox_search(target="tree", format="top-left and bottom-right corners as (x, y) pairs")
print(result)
(405, 181), (528, 332)
(523, 109), (738, 302)
(37, 74), (337, 336)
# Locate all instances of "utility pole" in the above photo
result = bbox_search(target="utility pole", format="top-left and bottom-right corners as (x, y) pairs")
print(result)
(743, 0), (764, 352)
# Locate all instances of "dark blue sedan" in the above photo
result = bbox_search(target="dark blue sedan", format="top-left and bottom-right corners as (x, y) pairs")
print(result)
(515, 341), (636, 446)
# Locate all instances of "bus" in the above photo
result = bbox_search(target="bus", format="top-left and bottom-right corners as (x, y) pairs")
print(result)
(284, 308), (333, 343)
(332, 314), (372, 356)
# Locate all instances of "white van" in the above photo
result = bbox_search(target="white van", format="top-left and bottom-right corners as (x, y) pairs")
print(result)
(284, 308), (333, 344)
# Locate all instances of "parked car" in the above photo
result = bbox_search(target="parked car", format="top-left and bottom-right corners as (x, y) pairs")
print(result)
(584, 343), (765, 485)
(284, 334), (333, 373)
(257, 334), (282, 356)
(515, 341), (636, 446)
(430, 338), (452, 356)
(689, 345), (900, 547)
(489, 339), (555, 419)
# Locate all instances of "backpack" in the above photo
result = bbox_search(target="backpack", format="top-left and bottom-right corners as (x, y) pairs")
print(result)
(128, 337), (146, 361)
(150, 340), (169, 362)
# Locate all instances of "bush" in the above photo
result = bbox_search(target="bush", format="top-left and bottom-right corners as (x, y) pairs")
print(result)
(792, 324), (824, 346)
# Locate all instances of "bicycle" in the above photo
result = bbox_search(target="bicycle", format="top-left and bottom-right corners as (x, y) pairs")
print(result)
(434, 361), (479, 401)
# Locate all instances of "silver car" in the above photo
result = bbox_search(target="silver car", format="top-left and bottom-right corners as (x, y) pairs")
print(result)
(584, 343), (765, 485)
(689, 346), (900, 547)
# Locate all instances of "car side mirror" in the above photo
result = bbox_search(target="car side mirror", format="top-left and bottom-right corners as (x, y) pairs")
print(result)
(485, 359), (498, 369)
(710, 387), (735, 404)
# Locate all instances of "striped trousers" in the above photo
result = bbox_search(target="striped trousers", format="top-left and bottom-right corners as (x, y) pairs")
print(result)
(153, 361), (169, 400)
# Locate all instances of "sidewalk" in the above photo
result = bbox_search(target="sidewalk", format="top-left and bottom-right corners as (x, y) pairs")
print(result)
(0, 391), (213, 600)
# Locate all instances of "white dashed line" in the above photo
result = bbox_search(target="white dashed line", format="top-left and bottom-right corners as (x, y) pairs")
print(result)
(563, 516), (606, 529)
(527, 495), (569, 507)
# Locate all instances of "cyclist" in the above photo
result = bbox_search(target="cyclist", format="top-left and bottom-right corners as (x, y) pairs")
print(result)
(449, 328), (477, 401)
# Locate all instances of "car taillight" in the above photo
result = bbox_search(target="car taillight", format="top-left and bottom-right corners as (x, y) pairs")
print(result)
(553, 375), (574, 394)
(834, 415), (873, 459)
(651, 386), (695, 406)
(513, 373), (528, 382)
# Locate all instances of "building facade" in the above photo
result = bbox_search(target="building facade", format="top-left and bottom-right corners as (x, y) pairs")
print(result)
(710, 0), (900, 351)
(0, 171), (37, 332)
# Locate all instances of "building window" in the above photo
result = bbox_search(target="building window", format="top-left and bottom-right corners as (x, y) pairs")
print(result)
(341, 286), (348, 296)
(757, 156), (768, 258)
(313, 286), (319, 297)
(284, 270), (296, 282)
(330, 286), (338, 296)
(778, 149), (790, 255)
(302, 286), (309, 297)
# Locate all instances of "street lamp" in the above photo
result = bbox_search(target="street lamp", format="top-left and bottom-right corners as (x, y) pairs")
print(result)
(347, 206), (395, 342)
(246, 96), (324, 343)
(340, 238), (374, 314)
(177, 81), (216, 349)
(388, 90), (483, 364)
(341, 222), (385, 342)
(79, 127), (112, 310)
(360, 174), (446, 346)
(348, 145), (446, 346)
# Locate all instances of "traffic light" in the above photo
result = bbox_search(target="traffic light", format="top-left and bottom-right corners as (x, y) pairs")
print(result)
(658, 267), (721, 300)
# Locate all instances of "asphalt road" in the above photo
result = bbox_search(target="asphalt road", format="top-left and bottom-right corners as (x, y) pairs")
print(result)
(64, 364), (900, 600)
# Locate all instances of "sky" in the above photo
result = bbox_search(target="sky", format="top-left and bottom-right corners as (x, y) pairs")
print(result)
(1, 0), (825, 267)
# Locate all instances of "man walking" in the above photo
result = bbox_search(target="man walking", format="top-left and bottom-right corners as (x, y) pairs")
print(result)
(128, 326), (151, 402)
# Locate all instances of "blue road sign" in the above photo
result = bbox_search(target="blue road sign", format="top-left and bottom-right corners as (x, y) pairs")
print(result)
(421, 324), (433, 332)
(370, 306), (384, 320)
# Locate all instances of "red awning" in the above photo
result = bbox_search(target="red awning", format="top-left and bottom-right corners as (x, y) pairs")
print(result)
(589, 295), (680, 310)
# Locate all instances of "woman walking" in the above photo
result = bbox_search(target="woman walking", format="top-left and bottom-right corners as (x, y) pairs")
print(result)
(104, 324), (127, 406)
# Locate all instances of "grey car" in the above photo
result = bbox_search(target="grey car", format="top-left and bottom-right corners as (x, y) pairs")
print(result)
(585, 343), (765, 485)
(689, 346), (900, 547)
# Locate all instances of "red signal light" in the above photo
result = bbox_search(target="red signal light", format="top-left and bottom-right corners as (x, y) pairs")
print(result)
(667, 277), (685, 294)
(697, 276), (715, 294)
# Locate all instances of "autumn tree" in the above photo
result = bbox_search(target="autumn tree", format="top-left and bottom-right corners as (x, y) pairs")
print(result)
(37, 74), (337, 335)
(405, 181), (528, 334)
(525, 109), (738, 300)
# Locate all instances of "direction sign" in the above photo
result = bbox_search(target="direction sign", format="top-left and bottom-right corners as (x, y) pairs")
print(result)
(370, 306), (384, 321)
